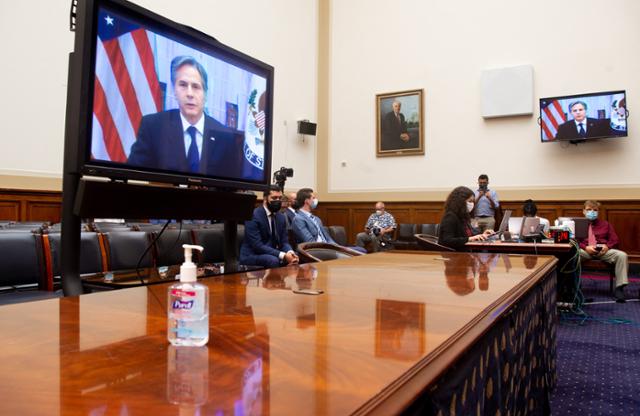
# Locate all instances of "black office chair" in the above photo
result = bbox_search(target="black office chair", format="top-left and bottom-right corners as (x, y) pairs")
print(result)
(582, 259), (617, 295)
(297, 242), (363, 263)
(103, 231), (153, 270)
(190, 228), (225, 264)
(328, 225), (348, 246)
(419, 223), (439, 237)
(392, 223), (418, 250)
(45, 232), (105, 280)
(152, 229), (194, 267)
(0, 233), (46, 291)
(415, 234), (454, 252)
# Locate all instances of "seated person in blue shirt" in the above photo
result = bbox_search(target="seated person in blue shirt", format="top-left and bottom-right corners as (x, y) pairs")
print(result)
(292, 188), (366, 253)
(473, 174), (500, 232)
(239, 185), (298, 268)
(355, 202), (396, 252)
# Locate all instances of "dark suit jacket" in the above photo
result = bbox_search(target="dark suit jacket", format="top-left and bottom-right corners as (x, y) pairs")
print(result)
(127, 109), (243, 178)
(438, 211), (472, 252)
(554, 118), (608, 141)
(240, 207), (292, 262)
(381, 111), (408, 150)
(284, 208), (296, 230)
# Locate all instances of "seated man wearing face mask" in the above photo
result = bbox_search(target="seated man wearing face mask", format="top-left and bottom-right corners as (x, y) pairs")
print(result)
(577, 200), (629, 302)
(292, 188), (366, 253)
(239, 185), (299, 268)
(355, 202), (397, 252)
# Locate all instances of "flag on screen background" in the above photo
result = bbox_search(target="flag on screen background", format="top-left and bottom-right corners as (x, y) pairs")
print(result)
(540, 99), (566, 141)
(91, 10), (163, 162)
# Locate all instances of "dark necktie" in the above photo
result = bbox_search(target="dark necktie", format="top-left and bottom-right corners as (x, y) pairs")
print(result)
(186, 126), (199, 173)
(269, 214), (278, 248)
(578, 123), (586, 138)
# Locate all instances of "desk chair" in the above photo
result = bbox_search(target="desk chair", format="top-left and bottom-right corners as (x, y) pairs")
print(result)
(328, 225), (348, 246)
(581, 259), (616, 295)
(393, 224), (418, 250)
(103, 231), (153, 270)
(415, 234), (454, 252)
(297, 242), (364, 263)
(0, 233), (46, 291)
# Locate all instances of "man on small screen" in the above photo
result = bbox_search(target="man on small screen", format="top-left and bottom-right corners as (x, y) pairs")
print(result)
(554, 100), (607, 141)
(381, 100), (411, 150)
(128, 55), (242, 177)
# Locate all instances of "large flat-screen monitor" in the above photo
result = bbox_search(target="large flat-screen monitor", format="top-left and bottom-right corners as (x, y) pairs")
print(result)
(71, 0), (273, 191)
(539, 90), (627, 143)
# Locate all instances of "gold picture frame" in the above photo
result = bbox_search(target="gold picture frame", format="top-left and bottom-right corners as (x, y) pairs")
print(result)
(376, 89), (424, 157)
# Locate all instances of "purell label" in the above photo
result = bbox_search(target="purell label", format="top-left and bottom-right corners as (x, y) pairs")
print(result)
(172, 299), (194, 310)
(171, 289), (196, 297)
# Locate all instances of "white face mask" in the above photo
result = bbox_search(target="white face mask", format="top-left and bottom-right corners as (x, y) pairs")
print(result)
(311, 198), (319, 209)
(376, 210), (383, 216)
(466, 201), (474, 212)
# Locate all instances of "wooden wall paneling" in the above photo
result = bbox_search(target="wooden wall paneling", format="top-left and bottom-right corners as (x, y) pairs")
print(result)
(607, 210), (640, 256)
(413, 208), (443, 225)
(27, 202), (62, 223)
(0, 200), (21, 221)
(352, 208), (375, 245)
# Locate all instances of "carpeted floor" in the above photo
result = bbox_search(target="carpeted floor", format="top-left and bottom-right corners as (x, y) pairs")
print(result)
(551, 274), (640, 415)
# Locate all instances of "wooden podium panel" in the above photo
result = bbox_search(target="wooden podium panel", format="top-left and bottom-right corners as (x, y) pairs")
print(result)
(0, 252), (557, 415)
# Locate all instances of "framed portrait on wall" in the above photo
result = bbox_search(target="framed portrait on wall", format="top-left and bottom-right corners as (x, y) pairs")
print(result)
(376, 89), (424, 157)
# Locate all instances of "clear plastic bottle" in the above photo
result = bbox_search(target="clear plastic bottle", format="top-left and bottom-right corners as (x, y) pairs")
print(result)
(168, 244), (209, 346)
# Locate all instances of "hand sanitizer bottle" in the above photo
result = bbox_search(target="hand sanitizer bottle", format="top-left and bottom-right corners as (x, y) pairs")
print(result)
(168, 244), (209, 346)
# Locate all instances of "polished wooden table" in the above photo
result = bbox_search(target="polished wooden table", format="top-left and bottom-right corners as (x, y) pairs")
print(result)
(0, 252), (557, 415)
(466, 240), (573, 254)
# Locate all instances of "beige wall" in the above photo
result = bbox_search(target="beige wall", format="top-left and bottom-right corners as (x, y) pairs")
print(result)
(0, 0), (319, 192)
(2, 1), (638, 202)
(319, 0), (640, 201)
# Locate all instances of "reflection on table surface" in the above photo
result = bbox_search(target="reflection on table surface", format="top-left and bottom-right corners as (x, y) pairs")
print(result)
(82, 263), (263, 287)
(0, 251), (557, 415)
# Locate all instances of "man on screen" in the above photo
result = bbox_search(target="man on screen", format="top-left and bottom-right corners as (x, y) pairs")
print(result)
(128, 56), (242, 177)
(554, 100), (607, 141)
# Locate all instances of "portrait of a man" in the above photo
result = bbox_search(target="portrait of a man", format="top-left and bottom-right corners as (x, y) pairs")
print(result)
(376, 89), (424, 157)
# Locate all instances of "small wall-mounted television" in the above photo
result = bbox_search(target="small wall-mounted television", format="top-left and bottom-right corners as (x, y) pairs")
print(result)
(539, 90), (627, 143)
(69, 0), (273, 191)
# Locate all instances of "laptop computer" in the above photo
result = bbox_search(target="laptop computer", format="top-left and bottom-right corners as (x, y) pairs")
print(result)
(485, 210), (512, 239)
(520, 217), (541, 237)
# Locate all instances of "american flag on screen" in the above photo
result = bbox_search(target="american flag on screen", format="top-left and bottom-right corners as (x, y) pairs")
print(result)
(540, 99), (566, 141)
(91, 10), (163, 163)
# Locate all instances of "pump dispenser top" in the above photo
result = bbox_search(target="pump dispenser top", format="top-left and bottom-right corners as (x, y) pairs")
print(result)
(180, 244), (203, 283)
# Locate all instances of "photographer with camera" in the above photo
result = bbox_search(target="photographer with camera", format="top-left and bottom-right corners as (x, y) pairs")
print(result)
(473, 174), (500, 232)
(356, 202), (397, 252)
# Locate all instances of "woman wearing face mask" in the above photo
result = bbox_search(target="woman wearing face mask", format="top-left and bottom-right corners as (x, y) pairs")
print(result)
(438, 186), (494, 251)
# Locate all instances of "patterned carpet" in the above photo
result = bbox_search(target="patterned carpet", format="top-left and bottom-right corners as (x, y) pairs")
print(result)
(551, 274), (640, 415)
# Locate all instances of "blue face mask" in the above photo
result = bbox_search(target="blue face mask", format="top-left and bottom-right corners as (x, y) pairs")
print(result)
(585, 210), (598, 221)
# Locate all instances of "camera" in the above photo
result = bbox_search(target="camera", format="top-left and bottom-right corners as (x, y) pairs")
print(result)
(479, 184), (488, 191)
(372, 227), (381, 236)
(273, 167), (294, 191)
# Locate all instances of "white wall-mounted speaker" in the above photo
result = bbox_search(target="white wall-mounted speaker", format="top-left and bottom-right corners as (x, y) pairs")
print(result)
(480, 64), (533, 118)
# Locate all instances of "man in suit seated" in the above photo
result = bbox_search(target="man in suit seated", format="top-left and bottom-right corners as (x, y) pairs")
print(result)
(280, 192), (297, 229)
(577, 200), (629, 302)
(554, 100), (607, 141)
(292, 188), (335, 245)
(128, 55), (244, 178)
(292, 188), (366, 253)
(239, 185), (298, 268)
